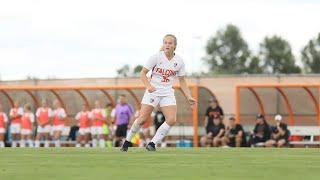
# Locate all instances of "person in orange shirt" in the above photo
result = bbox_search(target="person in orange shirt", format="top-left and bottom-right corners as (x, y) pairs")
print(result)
(91, 100), (106, 148)
(0, 104), (9, 148)
(52, 99), (67, 147)
(135, 110), (152, 147)
(20, 103), (35, 148)
(35, 99), (53, 148)
(9, 101), (23, 148)
(75, 104), (92, 147)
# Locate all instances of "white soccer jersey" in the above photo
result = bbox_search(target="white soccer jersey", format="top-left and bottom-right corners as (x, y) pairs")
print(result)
(36, 107), (53, 118)
(144, 51), (186, 96)
(53, 108), (67, 119)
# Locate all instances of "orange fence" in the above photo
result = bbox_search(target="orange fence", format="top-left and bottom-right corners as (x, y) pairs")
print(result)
(235, 84), (320, 126)
(0, 85), (216, 147)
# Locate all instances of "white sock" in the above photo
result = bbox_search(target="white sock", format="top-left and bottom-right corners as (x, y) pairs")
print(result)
(55, 140), (61, 147)
(20, 139), (26, 148)
(44, 140), (50, 148)
(12, 141), (17, 148)
(35, 140), (40, 148)
(99, 139), (105, 148)
(0, 141), (5, 148)
(28, 140), (34, 148)
(85, 143), (90, 148)
(125, 121), (141, 142)
(76, 143), (81, 148)
(151, 122), (171, 144)
(92, 139), (98, 148)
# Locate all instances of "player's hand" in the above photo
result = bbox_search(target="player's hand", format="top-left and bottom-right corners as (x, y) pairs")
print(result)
(187, 96), (197, 108)
(147, 85), (156, 93)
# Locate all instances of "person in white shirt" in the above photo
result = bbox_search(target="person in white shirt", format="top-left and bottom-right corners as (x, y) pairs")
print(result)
(20, 103), (35, 148)
(75, 104), (92, 148)
(52, 99), (67, 147)
(121, 34), (196, 151)
(9, 101), (24, 147)
(0, 104), (8, 148)
(35, 99), (53, 148)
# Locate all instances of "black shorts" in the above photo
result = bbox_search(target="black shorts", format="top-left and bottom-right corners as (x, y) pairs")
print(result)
(115, 124), (128, 137)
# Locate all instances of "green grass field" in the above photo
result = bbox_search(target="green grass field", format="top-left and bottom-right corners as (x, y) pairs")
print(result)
(0, 148), (319, 180)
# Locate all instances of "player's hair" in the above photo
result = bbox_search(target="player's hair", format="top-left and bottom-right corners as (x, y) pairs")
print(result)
(24, 103), (32, 111)
(161, 34), (177, 51)
(163, 34), (177, 45)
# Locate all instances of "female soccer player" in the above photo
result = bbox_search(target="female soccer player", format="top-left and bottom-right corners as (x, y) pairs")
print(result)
(20, 103), (35, 147)
(52, 99), (67, 147)
(75, 104), (92, 147)
(91, 100), (107, 148)
(121, 34), (196, 151)
(0, 104), (8, 148)
(9, 101), (23, 147)
(35, 99), (53, 148)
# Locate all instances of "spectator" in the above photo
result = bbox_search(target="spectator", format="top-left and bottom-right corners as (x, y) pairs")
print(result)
(200, 115), (225, 147)
(0, 104), (8, 148)
(91, 100), (107, 148)
(52, 99), (67, 147)
(222, 117), (245, 147)
(75, 104), (92, 147)
(20, 103), (35, 148)
(250, 114), (271, 147)
(265, 115), (290, 148)
(35, 99), (53, 148)
(205, 98), (224, 124)
(153, 109), (167, 147)
(9, 101), (23, 147)
(112, 94), (134, 147)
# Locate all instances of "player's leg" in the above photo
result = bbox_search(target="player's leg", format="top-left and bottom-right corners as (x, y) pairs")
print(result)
(76, 129), (83, 147)
(235, 135), (242, 147)
(0, 130), (5, 148)
(84, 130), (91, 147)
(265, 139), (276, 147)
(277, 139), (286, 148)
(221, 136), (230, 147)
(20, 132), (26, 148)
(98, 127), (105, 148)
(147, 102), (177, 151)
(91, 127), (98, 148)
(121, 104), (154, 151)
(35, 127), (41, 148)
(27, 133), (33, 147)
(53, 127), (62, 147)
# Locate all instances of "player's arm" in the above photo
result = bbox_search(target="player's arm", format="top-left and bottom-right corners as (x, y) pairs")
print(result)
(140, 68), (155, 93)
(178, 76), (196, 107)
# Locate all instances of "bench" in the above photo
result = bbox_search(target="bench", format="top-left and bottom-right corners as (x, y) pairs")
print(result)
(288, 126), (320, 147)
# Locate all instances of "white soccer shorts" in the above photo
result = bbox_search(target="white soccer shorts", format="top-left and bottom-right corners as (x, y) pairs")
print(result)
(37, 125), (51, 133)
(21, 129), (32, 135)
(52, 125), (64, 132)
(91, 126), (104, 135)
(141, 92), (176, 107)
(79, 127), (91, 135)
(0, 128), (6, 133)
(10, 123), (21, 134)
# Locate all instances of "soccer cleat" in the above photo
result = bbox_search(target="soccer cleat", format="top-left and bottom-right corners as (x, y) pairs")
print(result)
(120, 140), (132, 152)
(146, 142), (156, 151)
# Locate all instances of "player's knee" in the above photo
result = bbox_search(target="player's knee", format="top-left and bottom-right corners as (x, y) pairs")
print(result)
(165, 117), (176, 126)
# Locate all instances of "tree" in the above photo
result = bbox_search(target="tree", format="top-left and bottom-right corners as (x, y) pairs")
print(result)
(116, 64), (143, 77)
(116, 64), (130, 77)
(260, 36), (301, 74)
(246, 55), (263, 74)
(204, 24), (251, 74)
(301, 33), (320, 73)
(133, 65), (143, 76)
